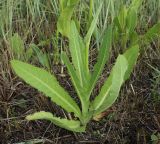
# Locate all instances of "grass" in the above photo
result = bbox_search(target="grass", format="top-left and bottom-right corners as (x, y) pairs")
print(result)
(0, 0), (160, 143)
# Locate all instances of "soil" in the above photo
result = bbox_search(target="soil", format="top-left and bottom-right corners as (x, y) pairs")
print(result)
(0, 52), (160, 144)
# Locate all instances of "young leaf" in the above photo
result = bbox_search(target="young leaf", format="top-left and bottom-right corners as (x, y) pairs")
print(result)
(130, 0), (142, 10)
(143, 23), (160, 42)
(61, 52), (89, 115)
(30, 44), (50, 69)
(118, 6), (127, 31)
(11, 60), (81, 118)
(57, 1), (79, 37)
(130, 31), (139, 46)
(25, 47), (33, 61)
(126, 8), (137, 34)
(69, 21), (89, 86)
(88, 25), (112, 97)
(91, 55), (128, 116)
(123, 45), (139, 81)
(10, 33), (25, 59)
(26, 111), (85, 132)
(84, 3), (103, 68)
(85, 3), (102, 45)
(59, 0), (68, 10)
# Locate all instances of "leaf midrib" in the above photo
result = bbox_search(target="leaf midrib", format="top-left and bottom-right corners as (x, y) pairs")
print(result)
(16, 66), (79, 114)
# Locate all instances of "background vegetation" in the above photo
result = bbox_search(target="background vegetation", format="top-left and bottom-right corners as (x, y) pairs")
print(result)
(0, 0), (159, 143)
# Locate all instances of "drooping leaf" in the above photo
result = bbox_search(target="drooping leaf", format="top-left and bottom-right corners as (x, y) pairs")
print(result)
(26, 111), (85, 132)
(91, 55), (128, 116)
(88, 25), (112, 97)
(123, 45), (139, 81)
(11, 60), (81, 118)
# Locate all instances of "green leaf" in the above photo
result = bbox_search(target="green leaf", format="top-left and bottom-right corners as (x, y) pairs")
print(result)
(68, 0), (79, 5)
(88, 25), (112, 97)
(10, 33), (25, 59)
(84, 3), (103, 68)
(69, 21), (89, 86)
(130, 31), (139, 46)
(85, 3), (102, 45)
(30, 44), (50, 69)
(113, 16), (122, 32)
(25, 47), (33, 61)
(26, 111), (85, 132)
(151, 134), (158, 141)
(143, 23), (160, 42)
(126, 8), (137, 34)
(11, 60), (81, 118)
(91, 55), (128, 116)
(123, 45), (139, 81)
(130, 0), (142, 10)
(59, 0), (68, 10)
(57, 1), (79, 37)
(118, 6), (127, 31)
(61, 52), (89, 115)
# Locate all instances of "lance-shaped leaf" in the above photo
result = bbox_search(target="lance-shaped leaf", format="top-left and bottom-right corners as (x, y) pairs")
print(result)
(126, 8), (137, 34)
(59, 0), (68, 10)
(118, 6), (127, 31)
(10, 33), (25, 59)
(30, 44), (50, 70)
(91, 55), (128, 116)
(88, 25), (112, 97)
(26, 111), (85, 132)
(11, 60), (81, 118)
(130, 0), (142, 10)
(123, 45), (139, 81)
(57, 0), (79, 37)
(61, 52), (89, 115)
(85, 3), (102, 46)
(68, 21), (89, 86)
(84, 3), (103, 68)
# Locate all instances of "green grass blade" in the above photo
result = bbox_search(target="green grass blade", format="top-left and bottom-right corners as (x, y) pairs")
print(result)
(26, 111), (85, 132)
(11, 60), (81, 118)
(91, 55), (128, 116)
(88, 25), (112, 97)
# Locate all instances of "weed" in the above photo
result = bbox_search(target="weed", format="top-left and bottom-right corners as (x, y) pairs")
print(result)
(11, 1), (139, 132)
